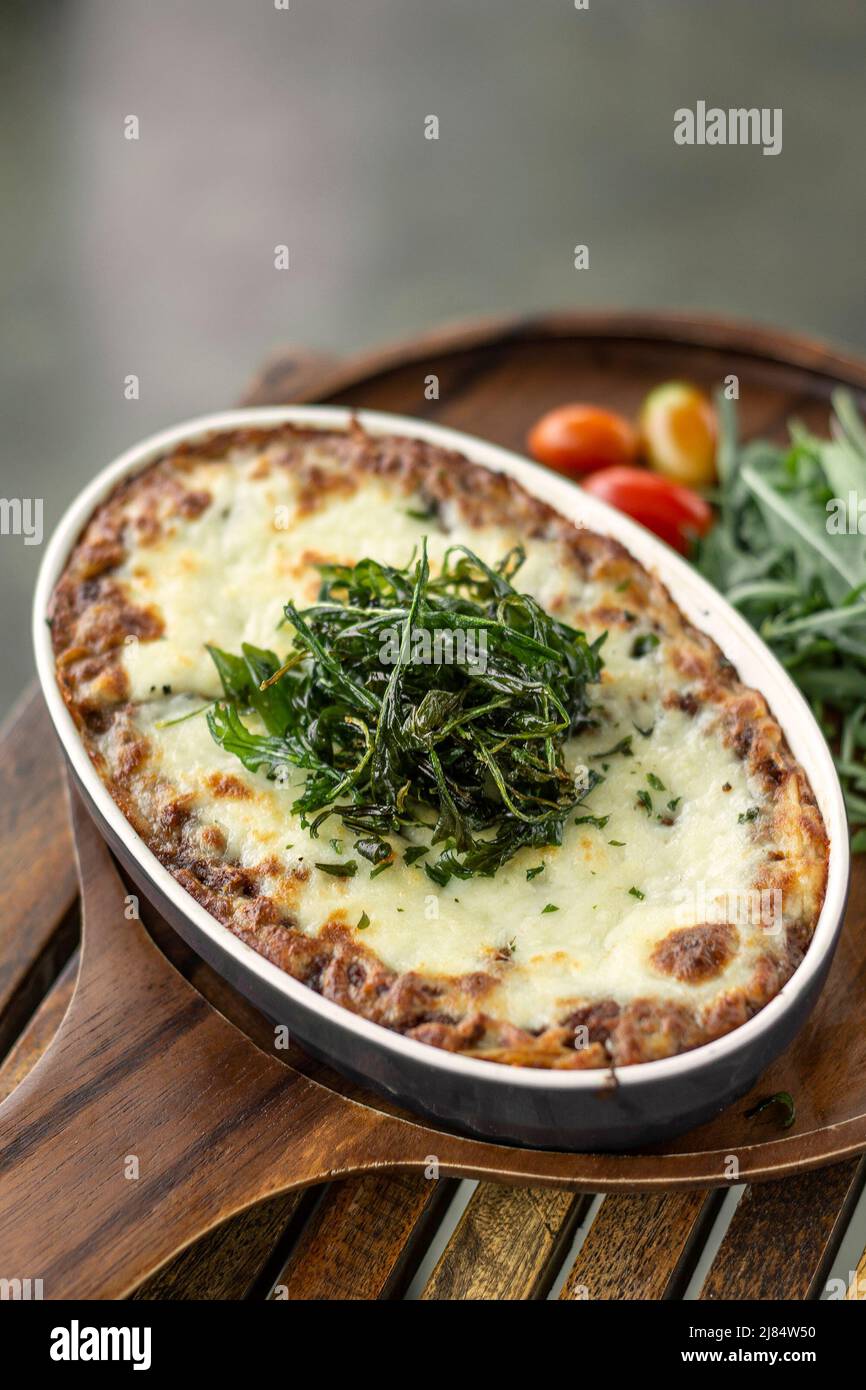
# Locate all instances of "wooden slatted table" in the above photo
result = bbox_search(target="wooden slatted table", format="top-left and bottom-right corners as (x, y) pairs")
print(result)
(4, 312), (865, 1301)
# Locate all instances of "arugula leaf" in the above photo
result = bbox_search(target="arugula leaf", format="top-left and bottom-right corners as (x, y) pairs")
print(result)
(574, 813), (610, 829)
(591, 735), (634, 760)
(739, 461), (862, 605)
(403, 845), (429, 865)
(696, 391), (866, 850)
(206, 644), (255, 704)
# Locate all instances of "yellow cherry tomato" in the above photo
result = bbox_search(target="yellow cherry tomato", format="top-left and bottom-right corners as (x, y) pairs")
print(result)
(639, 382), (717, 486)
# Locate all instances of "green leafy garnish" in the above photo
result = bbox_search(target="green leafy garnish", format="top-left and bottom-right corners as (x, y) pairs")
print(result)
(353, 835), (392, 865)
(356, 911), (370, 931)
(696, 390), (866, 848)
(526, 864), (545, 880)
(154, 701), (215, 730)
(738, 806), (760, 824)
(631, 633), (660, 658)
(315, 860), (358, 878)
(403, 845), (429, 865)
(206, 540), (605, 886)
(591, 734), (634, 760)
(406, 501), (438, 521)
(628, 886), (645, 900)
(541, 903), (559, 914)
(744, 1090), (796, 1129)
(646, 772), (666, 791)
(574, 813), (610, 829)
(636, 789), (653, 815)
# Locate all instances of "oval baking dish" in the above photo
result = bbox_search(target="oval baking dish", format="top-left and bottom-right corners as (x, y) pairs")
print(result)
(33, 407), (850, 1151)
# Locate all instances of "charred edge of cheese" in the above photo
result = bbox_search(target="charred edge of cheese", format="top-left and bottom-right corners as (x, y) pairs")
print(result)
(50, 423), (829, 1069)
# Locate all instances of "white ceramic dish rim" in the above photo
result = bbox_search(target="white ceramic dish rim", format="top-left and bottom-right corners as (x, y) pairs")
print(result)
(33, 405), (849, 1094)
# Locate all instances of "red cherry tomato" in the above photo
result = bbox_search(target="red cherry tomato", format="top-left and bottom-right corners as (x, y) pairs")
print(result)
(581, 466), (714, 554)
(527, 404), (638, 476)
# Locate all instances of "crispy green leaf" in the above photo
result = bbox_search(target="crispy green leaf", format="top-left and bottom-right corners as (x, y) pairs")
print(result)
(206, 538), (606, 882)
(695, 392), (866, 851)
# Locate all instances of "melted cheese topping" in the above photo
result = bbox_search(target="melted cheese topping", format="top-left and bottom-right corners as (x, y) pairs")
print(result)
(104, 442), (783, 1033)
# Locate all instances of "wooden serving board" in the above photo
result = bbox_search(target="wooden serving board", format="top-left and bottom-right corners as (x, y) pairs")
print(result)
(1, 311), (865, 1301)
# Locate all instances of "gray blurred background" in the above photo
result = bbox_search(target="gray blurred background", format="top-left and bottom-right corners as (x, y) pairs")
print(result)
(2, 0), (865, 717)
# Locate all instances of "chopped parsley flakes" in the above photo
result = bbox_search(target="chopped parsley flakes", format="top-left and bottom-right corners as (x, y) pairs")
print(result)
(631, 633), (660, 658)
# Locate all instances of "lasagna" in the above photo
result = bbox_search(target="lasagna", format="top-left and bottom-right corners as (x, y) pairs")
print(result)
(49, 422), (829, 1068)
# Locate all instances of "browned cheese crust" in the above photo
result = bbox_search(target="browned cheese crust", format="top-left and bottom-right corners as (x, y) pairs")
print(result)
(50, 422), (829, 1069)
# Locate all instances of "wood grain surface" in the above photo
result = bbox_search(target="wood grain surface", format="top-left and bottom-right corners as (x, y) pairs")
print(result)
(421, 1185), (588, 1300)
(0, 690), (77, 1058)
(700, 1160), (866, 1301)
(560, 1190), (721, 1301)
(268, 1174), (453, 1300)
